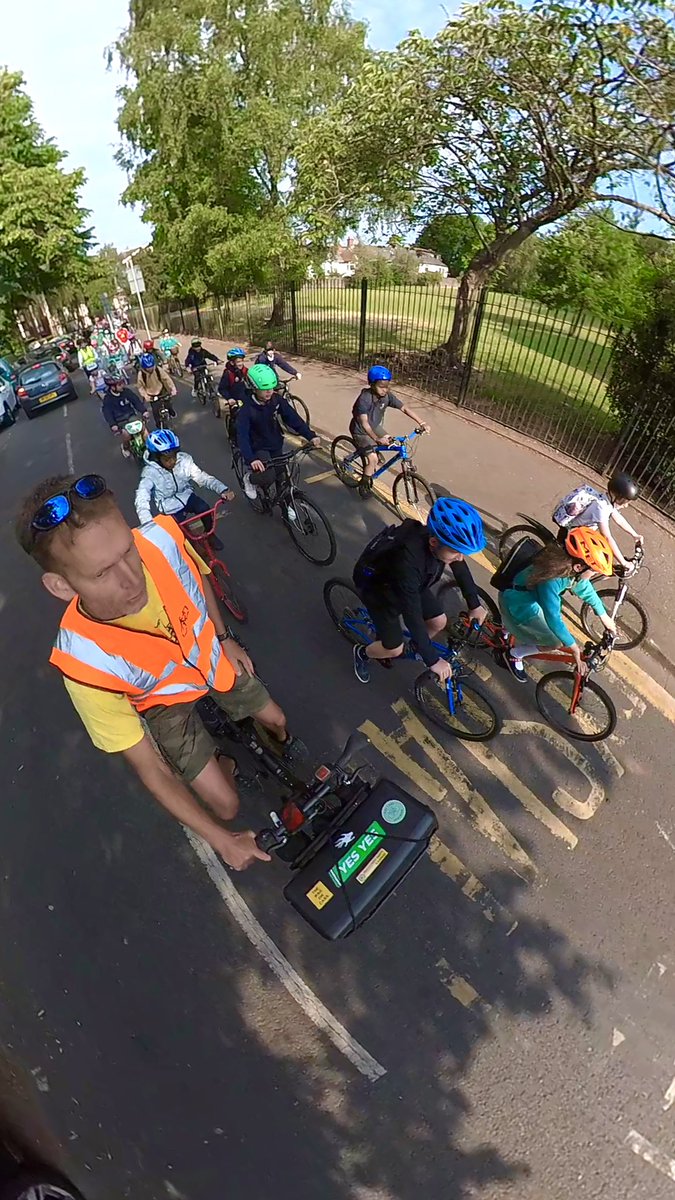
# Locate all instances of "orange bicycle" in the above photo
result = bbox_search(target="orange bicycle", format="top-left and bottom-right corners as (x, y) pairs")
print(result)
(179, 498), (247, 623)
(439, 586), (617, 742)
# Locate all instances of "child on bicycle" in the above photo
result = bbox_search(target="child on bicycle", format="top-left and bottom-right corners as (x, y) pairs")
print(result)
(217, 348), (249, 423)
(135, 429), (234, 549)
(553, 470), (643, 574)
(254, 340), (302, 385)
(184, 338), (220, 396)
(350, 366), (430, 490)
(499, 527), (617, 683)
(237, 363), (319, 502)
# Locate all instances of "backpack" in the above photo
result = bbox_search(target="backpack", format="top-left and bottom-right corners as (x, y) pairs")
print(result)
(552, 485), (603, 529)
(490, 536), (540, 593)
(354, 519), (415, 583)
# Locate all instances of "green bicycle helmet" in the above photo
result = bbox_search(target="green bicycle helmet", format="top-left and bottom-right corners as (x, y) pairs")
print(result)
(248, 363), (278, 391)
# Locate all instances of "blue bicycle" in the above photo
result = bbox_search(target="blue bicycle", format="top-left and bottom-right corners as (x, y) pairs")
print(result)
(323, 578), (501, 741)
(330, 427), (436, 521)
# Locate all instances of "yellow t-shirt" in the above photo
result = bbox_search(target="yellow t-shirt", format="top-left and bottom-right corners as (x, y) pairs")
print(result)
(63, 542), (210, 753)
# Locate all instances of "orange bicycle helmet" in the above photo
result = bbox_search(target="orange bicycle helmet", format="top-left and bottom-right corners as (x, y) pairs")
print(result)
(565, 526), (613, 576)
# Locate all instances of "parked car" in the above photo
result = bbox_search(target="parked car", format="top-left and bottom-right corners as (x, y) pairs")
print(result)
(15, 361), (77, 419)
(0, 356), (18, 390)
(0, 379), (19, 430)
(49, 338), (78, 371)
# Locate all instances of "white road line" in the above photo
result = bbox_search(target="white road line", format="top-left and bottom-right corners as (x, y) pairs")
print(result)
(657, 823), (675, 853)
(184, 830), (387, 1082)
(663, 1075), (675, 1111)
(625, 1129), (675, 1182)
(63, 405), (75, 473)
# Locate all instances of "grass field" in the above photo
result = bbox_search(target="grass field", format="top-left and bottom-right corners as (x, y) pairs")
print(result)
(151, 280), (619, 444)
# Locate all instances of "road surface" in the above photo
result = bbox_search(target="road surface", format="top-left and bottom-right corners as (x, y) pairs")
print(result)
(0, 369), (673, 1200)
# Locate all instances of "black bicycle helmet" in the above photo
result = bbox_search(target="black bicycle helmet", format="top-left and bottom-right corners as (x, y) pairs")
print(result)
(608, 470), (638, 502)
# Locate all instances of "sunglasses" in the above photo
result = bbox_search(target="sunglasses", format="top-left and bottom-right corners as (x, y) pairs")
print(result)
(31, 474), (108, 533)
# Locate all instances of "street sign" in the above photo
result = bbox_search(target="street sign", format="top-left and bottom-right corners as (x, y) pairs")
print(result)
(126, 264), (146, 294)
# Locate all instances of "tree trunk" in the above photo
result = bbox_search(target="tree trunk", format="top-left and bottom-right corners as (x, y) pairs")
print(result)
(443, 205), (569, 364)
(266, 287), (286, 327)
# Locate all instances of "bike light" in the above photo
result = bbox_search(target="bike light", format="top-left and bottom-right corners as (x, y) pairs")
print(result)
(314, 765), (331, 782)
(281, 801), (305, 831)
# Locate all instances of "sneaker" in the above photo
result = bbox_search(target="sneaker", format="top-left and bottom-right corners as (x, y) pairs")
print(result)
(284, 505), (297, 523)
(353, 643), (371, 684)
(280, 734), (309, 762)
(358, 480), (373, 499)
(121, 446), (131, 459)
(208, 533), (224, 552)
(504, 653), (527, 683)
(243, 473), (258, 501)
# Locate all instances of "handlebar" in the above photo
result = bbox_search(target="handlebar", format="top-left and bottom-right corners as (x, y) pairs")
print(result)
(253, 445), (317, 469)
(178, 496), (231, 539)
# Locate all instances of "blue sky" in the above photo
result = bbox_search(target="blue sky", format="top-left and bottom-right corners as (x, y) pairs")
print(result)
(1, 0), (450, 251)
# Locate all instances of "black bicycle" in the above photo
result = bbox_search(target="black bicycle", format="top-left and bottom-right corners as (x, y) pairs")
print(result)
(197, 694), (303, 792)
(275, 378), (311, 429)
(152, 391), (176, 431)
(231, 443), (337, 566)
(194, 364), (219, 407)
(255, 730), (438, 940)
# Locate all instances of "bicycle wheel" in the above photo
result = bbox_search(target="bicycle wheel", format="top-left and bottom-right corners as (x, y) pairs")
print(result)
(535, 670), (616, 742)
(232, 449), (267, 513)
(413, 671), (500, 741)
(392, 471), (436, 521)
(331, 436), (366, 487)
(212, 560), (248, 623)
(323, 578), (374, 645)
(498, 524), (550, 559)
(283, 393), (311, 427)
(580, 589), (648, 651)
(284, 490), (336, 565)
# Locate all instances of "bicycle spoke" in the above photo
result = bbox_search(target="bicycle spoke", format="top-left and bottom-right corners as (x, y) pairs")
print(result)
(414, 673), (499, 741)
(535, 670), (616, 742)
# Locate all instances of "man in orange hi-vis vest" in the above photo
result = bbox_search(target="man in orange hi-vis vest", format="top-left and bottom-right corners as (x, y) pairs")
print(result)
(16, 473), (304, 871)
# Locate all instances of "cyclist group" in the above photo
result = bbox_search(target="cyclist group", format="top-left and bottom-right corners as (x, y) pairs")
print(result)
(16, 333), (644, 873)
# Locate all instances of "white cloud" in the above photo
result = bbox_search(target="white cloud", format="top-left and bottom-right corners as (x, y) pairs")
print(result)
(353, 0), (450, 47)
(2, 0), (147, 250)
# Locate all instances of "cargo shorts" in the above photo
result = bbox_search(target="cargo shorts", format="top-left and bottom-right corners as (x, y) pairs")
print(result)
(143, 670), (270, 782)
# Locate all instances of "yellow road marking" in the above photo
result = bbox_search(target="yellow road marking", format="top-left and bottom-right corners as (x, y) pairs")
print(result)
(502, 719), (609, 819)
(305, 469), (335, 484)
(525, 665), (625, 779)
(461, 734), (578, 848)
(436, 959), (488, 1010)
(428, 836), (515, 928)
(391, 700), (537, 880)
(359, 720), (446, 802)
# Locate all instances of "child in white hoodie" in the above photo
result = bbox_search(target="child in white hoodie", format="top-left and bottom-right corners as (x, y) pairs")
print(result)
(135, 428), (234, 549)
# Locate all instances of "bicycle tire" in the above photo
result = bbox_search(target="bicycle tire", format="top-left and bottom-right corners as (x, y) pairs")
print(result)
(232, 448), (267, 513)
(413, 672), (501, 741)
(283, 393), (311, 427)
(535, 670), (617, 742)
(331, 435), (366, 487)
(580, 589), (648, 651)
(284, 490), (336, 566)
(323, 577), (374, 645)
(211, 560), (248, 623)
(392, 471), (436, 521)
(498, 524), (551, 560)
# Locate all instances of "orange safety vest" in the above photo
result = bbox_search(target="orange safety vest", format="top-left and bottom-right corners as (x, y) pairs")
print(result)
(50, 516), (235, 711)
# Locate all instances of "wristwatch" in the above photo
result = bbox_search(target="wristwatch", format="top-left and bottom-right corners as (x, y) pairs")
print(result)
(217, 628), (234, 644)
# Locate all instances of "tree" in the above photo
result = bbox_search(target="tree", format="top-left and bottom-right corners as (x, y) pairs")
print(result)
(350, 244), (421, 285)
(296, 0), (675, 363)
(494, 236), (543, 297)
(528, 210), (655, 324)
(0, 70), (90, 339)
(417, 215), (492, 276)
(114, 0), (368, 316)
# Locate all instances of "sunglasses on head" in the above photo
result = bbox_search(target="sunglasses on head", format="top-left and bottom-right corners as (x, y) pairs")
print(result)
(31, 474), (108, 533)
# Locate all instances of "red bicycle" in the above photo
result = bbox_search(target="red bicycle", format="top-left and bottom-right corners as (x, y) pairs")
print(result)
(438, 583), (617, 742)
(179, 498), (247, 623)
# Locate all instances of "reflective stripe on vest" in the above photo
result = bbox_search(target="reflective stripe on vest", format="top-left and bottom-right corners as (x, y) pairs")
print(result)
(50, 516), (235, 710)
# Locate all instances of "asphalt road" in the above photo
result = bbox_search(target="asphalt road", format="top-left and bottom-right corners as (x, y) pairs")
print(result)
(0, 370), (674, 1200)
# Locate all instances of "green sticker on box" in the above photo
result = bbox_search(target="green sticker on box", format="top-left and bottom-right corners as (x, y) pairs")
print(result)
(328, 821), (386, 888)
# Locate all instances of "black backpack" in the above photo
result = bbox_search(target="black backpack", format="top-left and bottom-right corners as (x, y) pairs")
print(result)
(354, 519), (416, 583)
(490, 536), (540, 592)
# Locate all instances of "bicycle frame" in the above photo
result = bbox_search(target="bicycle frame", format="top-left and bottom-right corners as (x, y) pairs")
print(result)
(368, 429), (424, 480)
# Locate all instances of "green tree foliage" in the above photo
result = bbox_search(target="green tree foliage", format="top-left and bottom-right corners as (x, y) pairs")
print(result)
(350, 245), (423, 285)
(528, 210), (656, 325)
(297, 0), (675, 362)
(607, 276), (675, 500)
(417, 215), (492, 276)
(114, 0), (368, 301)
(0, 70), (90, 338)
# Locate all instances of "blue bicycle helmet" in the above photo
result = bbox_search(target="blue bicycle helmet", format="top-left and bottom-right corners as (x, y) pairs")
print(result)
(367, 365), (392, 385)
(427, 497), (486, 555)
(140, 352), (156, 370)
(227, 346), (245, 359)
(146, 429), (180, 455)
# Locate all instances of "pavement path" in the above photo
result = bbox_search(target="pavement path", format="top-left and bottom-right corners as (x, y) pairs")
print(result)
(0, 367), (674, 1199)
